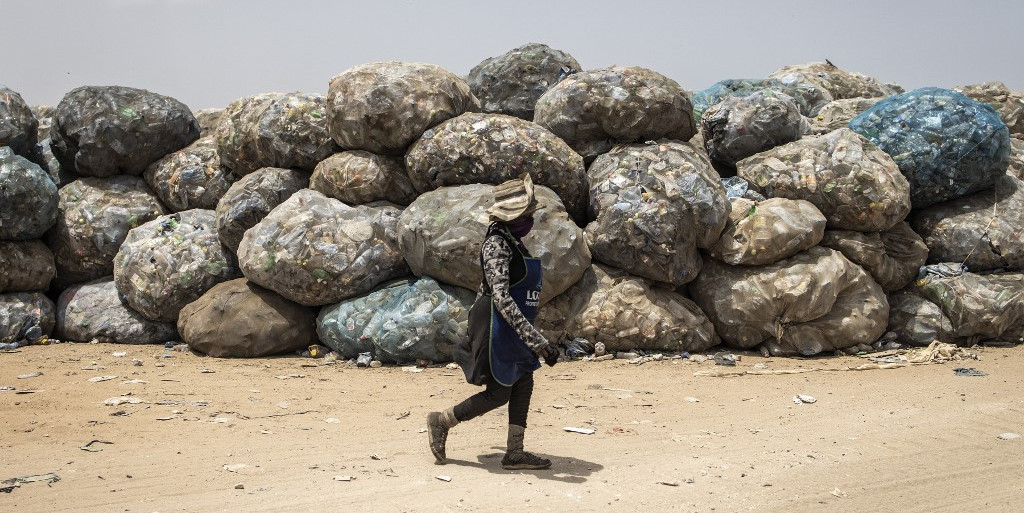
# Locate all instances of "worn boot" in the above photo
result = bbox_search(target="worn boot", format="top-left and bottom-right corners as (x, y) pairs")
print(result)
(501, 424), (551, 470)
(427, 407), (459, 464)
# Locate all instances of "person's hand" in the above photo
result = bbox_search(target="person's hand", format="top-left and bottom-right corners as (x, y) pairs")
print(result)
(536, 343), (559, 367)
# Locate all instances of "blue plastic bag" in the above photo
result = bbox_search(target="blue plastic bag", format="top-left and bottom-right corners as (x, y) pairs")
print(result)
(849, 87), (1011, 208)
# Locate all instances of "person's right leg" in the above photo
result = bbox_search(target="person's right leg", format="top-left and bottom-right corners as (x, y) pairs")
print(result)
(428, 382), (513, 464)
(501, 373), (551, 470)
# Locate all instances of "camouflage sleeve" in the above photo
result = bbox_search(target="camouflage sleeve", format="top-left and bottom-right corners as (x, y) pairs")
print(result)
(482, 234), (549, 351)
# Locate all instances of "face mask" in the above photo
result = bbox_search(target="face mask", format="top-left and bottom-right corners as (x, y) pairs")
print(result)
(506, 215), (534, 238)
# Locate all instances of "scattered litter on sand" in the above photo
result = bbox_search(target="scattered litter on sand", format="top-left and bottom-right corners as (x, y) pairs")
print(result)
(103, 396), (143, 406)
(953, 367), (987, 377)
(696, 342), (981, 377)
(564, 426), (595, 435)
(0, 472), (60, 493)
(79, 440), (113, 452)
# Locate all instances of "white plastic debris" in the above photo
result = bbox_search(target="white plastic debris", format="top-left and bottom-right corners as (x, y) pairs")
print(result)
(564, 426), (596, 435)
(997, 433), (1021, 440)
(103, 396), (142, 406)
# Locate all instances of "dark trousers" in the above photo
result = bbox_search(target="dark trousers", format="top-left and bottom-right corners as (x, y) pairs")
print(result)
(453, 372), (534, 427)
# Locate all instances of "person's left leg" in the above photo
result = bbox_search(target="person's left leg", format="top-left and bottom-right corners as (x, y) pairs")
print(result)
(429, 381), (514, 464)
(501, 373), (551, 470)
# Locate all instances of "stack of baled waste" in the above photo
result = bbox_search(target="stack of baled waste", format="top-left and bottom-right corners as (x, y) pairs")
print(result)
(45, 86), (211, 345)
(844, 86), (1023, 347)
(3, 50), (1024, 360)
(1, 87), (57, 347)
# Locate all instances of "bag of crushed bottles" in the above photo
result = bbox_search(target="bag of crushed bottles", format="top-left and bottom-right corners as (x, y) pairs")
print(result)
(0, 85), (38, 158)
(768, 61), (900, 100)
(738, 128), (911, 232)
(326, 62), (479, 156)
(0, 147), (58, 241)
(467, 43), (581, 121)
(317, 276), (476, 363)
(533, 263), (719, 354)
(50, 85), (200, 177)
(0, 292), (55, 345)
(46, 176), (167, 288)
(143, 136), (234, 212)
(215, 92), (337, 176)
(912, 268), (1024, 345)
(178, 278), (318, 357)
(0, 240), (55, 293)
(689, 247), (889, 356)
(707, 197), (826, 266)
(910, 173), (1024, 272)
(214, 167), (309, 253)
(887, 289), (961, 347)
(585, 140), (728, 285)
(700, 90), (804, 168)
(310, 150), (417, 206)
(56, 277), (177, 345)
(534, 66), (696, 161)
(1009, 138), (1024, 180)
(237, 189), (409, 306)
(808, 98), (879, 135)
(848, 87), (1011, 208)
(690, 77), (831, 121)
(820, 222), (929, 292)
(404, 112), (589, 221)
(193, 107), (224, 137)
(114, 209), (241, 322)
(33, 137), (77, 187)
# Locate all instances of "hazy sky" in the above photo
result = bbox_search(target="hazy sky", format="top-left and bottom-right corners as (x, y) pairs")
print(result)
(6, 0), (1023, 110)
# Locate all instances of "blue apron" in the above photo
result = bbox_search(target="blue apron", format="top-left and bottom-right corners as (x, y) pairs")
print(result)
(488, 237), (543, 386)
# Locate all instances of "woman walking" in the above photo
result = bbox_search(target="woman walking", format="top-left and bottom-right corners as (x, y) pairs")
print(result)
(427, 174), (558, 470)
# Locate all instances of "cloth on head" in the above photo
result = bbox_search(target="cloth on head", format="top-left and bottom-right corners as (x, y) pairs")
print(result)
(486, 174), (542, 221)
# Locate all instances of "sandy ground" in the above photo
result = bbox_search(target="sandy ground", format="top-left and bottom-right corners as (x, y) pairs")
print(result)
(2, 343), (1023, 513)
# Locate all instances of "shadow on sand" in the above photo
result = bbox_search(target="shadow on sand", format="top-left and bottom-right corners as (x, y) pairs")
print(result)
(443, 449), (602, 483)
